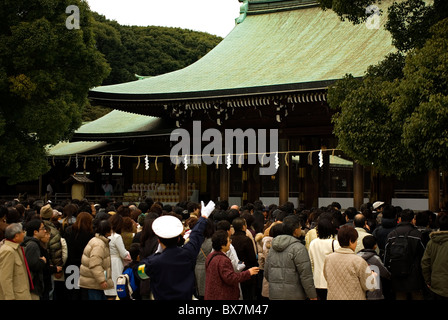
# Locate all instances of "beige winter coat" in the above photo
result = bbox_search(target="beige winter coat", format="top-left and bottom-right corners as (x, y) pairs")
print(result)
(323, 247), (371, 300)
(0, 240), (32, 300)
(79, 234), (114, 290)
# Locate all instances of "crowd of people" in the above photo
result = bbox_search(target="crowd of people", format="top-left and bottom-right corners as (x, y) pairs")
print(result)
(0, 196), (447, 300)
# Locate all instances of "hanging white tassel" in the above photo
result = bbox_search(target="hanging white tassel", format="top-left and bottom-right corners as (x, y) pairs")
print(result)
(226, 153), (231, 170)
(319, 149), (323, 168)
(110, 154), (114, 169)
(184, 154), (188, 170)
(75, 154), (79, 168)
(275, 152), (279, 170)
(145, 155), (149, 170)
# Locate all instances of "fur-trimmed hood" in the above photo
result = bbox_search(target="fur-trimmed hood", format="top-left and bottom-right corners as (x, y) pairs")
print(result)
(429, 230), (448, 244)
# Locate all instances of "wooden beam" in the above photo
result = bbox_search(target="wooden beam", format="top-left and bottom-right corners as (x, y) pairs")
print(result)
(428, 169), (440, 212)
(353, 162), (364, 210)
(179, 166), (188, 202)
(220, 163), (230, 202)
(279, 139), (289, 206)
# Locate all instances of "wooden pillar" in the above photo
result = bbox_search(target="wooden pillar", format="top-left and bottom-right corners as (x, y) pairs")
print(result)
(179, 166), (188, 202)
(279, 139), (289, 206)
(428, 169), (440, 212)
(353, 162), (364, 210)
(241, 163), (248, 206)
(220, 163), (229, 202)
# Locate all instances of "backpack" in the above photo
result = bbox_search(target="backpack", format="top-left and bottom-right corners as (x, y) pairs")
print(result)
(387, 229), (414, 277)
(116, 267), (137, 300)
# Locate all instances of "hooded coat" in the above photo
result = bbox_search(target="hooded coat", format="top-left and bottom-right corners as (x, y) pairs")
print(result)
(421, 230), (448, 298)
(357, 249), (391, 300)
(264, 234), (317, 300)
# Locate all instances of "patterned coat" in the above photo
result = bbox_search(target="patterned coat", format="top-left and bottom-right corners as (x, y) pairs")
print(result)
(323, 247), (371, 300)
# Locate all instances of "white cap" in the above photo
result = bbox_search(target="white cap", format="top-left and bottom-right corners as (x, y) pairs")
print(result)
(152, 215), (183, 239)
(373, 201), (385, 210)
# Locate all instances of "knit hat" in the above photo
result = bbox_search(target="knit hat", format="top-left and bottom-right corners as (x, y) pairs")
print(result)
(40, 204), (53, 219)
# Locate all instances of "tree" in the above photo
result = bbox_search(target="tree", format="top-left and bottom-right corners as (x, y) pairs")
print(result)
(90, 12), (222, 86)
(320, 0), (448, 178)
(0, 0), (110, 184)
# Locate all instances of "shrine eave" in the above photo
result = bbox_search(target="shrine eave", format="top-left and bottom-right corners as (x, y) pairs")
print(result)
(88, 79), (334, 104)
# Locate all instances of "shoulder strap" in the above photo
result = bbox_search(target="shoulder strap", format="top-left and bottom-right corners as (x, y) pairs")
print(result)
(332, 239), (335, 252)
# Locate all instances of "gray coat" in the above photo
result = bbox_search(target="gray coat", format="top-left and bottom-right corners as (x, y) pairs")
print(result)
(194, 237), (213, 297)
(264, 235), (317, 300)
(357, 249), (391, 300)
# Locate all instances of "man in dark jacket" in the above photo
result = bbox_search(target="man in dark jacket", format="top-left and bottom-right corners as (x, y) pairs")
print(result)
(384, 209), (426, 300)
(23, 219), (48, 300)
(137, 201), (214, 300)
(231, 217), (258, 300)
(373, 204), (397, 259)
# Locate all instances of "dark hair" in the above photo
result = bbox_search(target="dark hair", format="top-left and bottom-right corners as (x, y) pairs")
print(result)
(344, 207), (358, 220)
(270, 223), (284, 237)
(282, 215), (302, 236)
(337, 225), (358, 247)
(25, 219), (43, 237)
(216, 220), (231, 232)
(129, 243), (140, 261)
(362, 235), (377, 250)
(331, 202), (341, 210)
(117, 205), (131, 217)
(211, 230), (229, 251)
(203, 218), (216, 238)
(109, 213), (123, 234)
(437, 213), (448, 231)
(232, 217), (246, 232)
(415, 210), (431, 227)
(382, 204), (396, 219)
(317, 218), (335, 239)
(97, 220), (112, 237)
(158, 237), (180, 248)
(187, 202), (200, 213)
(399, 209), (415, 222)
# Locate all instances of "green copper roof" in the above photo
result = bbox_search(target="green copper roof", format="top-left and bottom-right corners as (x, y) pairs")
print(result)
(47, 110), (173, 156)
(89, 0), (395, 103)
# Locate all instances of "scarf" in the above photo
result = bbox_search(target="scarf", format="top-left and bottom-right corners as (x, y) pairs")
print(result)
(20, 245), (34, 291)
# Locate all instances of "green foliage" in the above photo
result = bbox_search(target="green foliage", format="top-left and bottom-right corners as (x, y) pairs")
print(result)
(329, 13), (448, 177)
(0, 0), (110, 184)
(90, 12), (223, 86)
(318, 0), (448, 52)
(82, 13), (222, 121)
(0, 1), (222, 184)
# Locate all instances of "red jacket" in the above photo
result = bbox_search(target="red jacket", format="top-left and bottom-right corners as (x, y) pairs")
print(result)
(204, 251), (251, 300)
